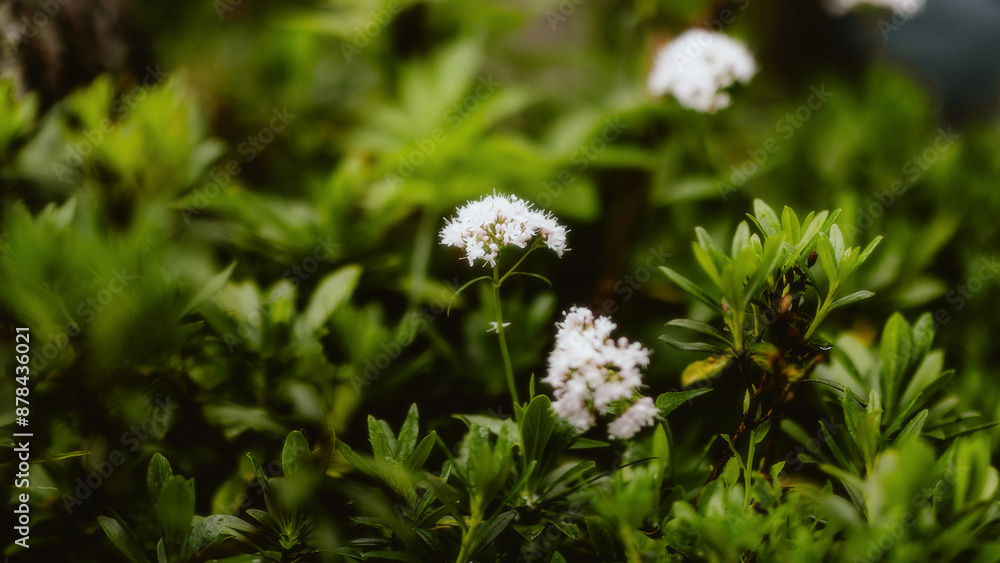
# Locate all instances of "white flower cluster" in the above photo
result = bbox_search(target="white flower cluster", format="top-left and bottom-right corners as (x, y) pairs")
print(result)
(823, 0), (924, 16)
(647, 29), (757, 112)
(543, 306), (657, 440)
(440, 193), (568, 267)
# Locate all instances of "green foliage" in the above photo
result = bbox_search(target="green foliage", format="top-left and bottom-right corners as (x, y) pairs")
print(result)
(2, 1), (1000, 561)
(99, 432), (329, 562)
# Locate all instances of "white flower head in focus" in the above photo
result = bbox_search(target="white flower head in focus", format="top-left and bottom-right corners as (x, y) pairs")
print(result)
(647, 29), (757, 112)
(543, 306), (657, 439)
(822, 0), (924, 17)
(440, 192), (568, 267)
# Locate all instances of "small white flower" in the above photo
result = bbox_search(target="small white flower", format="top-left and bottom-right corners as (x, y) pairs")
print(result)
(487, 321), (511, 333)
(440, 192), (569, 267)
(608, 396), (659, 440)
(647, 29), (757, 112)
(544, 306), (656, 438)
(823, 0), (923, 16)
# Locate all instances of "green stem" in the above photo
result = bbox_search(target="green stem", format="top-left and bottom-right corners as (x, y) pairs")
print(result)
(803, 284), (837, 340)
(493, 266), (520, 409)
(497, 244), (539, 286)
(455, 516), (480, 563)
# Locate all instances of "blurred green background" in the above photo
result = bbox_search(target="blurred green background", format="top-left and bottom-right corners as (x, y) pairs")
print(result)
(1, 0), (999, 559)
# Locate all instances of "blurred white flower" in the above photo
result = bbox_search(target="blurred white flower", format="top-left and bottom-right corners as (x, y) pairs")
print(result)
(647, 29), (757, 112)
(440, 192), (568, 267)
(823, 0), (924, 16)
(487, 321), (511, 333)
(544, 306), (656, 438)
(608, 396), (659, 440)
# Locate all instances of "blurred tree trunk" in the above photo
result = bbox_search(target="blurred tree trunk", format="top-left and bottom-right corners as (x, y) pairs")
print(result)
(0, 0), (151, 109)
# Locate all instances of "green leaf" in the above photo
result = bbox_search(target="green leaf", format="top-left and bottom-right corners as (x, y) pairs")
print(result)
(819, 209), (842, 233)
(369, 415), (395, 459)
(513, 524), (545, 541)
(692, 242), (722, 288)
(787, 211), (826, 272)
(720, 434), (745, 473)
(841, 387), (863, 456)
(679, 356), (729, 386)
(182, 262), (236, 316)
(855, 390), (882, 471)
(857, 235), (883, 266)
(521, 395), (557, 465)
(655, 388), (713, 416)
(245, 508), (277, 530)
(156, 475), (196, 549)
(446, 275), (492, 315)
(585, 516), (617, 561)
(568, 437), (609, 450)
(505, 271), (552, 286)
(885, 370), (954, 437)
(828, 224), (845, 265)
(880, 313), (914, 416)
(282, 430), (311, 481)
(751, 199), (780, 237)
(910, 312), (935, 364)
(896, 350), (944, 420)
(184, 515), (227, 557)
(98, 516), (150, 563)
(147, 453), (174, 508)
(828, 290), (875, 312)
(659, 334), (726, 354)
(295, 264), (362, 336)
(665, 319), (730, 344)
(731, 221), (750, 257)
(394, 404), (421, 462)
(743, 235), (785, 308)
(694, 226), (729, 269)
(819, 420), (855, 477)
(405, 432), (436, 473)
(660, 266), (722, 313)
(468, 510), (517, 559)
(893, 409), (929, 448)
(781, 206), (800, 241)
(817, 234), (839, 285)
